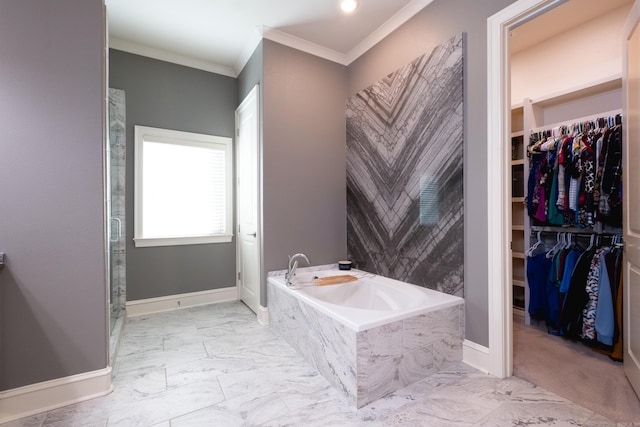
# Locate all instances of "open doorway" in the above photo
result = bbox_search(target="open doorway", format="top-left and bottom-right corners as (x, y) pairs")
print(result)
(489, 0), (640, 422)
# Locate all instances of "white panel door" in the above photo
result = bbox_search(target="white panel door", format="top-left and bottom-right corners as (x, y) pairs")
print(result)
(235, 85), (261, 314)
(624, 0), (640, 398)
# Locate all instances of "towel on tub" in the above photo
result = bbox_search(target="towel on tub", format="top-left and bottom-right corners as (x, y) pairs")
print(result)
(312, 275), (358, 286)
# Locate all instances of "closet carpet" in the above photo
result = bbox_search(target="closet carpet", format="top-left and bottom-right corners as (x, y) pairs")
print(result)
(513, 316), (640, 423)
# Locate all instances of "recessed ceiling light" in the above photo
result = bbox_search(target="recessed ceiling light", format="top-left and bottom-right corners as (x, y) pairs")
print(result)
(340, 0), (359, 13)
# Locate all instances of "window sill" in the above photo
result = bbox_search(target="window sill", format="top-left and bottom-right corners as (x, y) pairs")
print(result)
(133, 234), (233, 248)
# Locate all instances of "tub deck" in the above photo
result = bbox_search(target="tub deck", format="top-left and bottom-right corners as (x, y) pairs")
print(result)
(267, 268), (464, 408)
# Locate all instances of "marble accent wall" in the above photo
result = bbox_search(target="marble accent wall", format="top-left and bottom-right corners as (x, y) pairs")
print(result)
(268, 279), (464, 408)
(109, 88), (126, 321)
(346, 34), (464, 297)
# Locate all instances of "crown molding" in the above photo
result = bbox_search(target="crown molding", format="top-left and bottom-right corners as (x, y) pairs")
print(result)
(234, 0), (433, 72)
(260, 26), (349, 65)
(346, 0), (435, 64)
(110, 0), (434, 77)
(109, 37), (237, 77)
(233, 27), (264, 75)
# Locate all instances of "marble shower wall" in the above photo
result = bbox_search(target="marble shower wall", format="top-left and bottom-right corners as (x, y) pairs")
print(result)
(109, 88), (126, 318)
(346, 33), (464, 297)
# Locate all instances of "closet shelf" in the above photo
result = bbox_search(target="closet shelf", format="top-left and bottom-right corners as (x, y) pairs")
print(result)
(530, 74), (622, 108)
(512, 279), (525, 288)
(511, 100), (527, 323)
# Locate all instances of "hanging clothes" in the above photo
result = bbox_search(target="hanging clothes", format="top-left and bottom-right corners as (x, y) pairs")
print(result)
(560, 247), (595, 339)
(597, 124), (623, 226)
(547, 140), (564, 226)
(526, 114), (623, 229)
(581, 247), (609, 342)
(595, 247), (623, 347)
(526, 252), (551, 321)
(610, 267), (624, 361)
(526, 232), (623, 359)
(524, 110), (624, 362)
(594, 255), (614, 345)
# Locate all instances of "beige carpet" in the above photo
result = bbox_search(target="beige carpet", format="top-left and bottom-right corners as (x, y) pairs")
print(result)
(513, 316), (640, 423)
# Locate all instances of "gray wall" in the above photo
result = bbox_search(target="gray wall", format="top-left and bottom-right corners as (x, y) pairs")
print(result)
(238, 41), (263, 102)
(347, 0), (518, 346)
(262, 40), (348, 293)
(0, 0), (107, 390)
(109, 50), (239, 300)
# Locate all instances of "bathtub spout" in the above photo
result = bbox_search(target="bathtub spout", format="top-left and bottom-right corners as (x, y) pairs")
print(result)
(285, 253), (310, 287)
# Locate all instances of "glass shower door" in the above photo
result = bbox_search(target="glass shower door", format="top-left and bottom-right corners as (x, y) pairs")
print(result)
(108, 88), (126, 362)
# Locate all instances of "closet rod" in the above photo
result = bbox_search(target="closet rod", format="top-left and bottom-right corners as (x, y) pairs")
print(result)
(529, 109), (622, 134)
(529, 230), (621, 239)
(529, 230), (623, 248)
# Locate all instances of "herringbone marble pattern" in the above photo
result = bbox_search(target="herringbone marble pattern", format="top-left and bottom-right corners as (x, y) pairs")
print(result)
(346, 34), (464, 297)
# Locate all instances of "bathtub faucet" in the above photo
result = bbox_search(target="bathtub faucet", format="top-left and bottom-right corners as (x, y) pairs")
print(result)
(285, 253), (311, 287)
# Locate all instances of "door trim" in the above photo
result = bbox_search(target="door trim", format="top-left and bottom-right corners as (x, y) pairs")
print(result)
(487, 0), (566, 378)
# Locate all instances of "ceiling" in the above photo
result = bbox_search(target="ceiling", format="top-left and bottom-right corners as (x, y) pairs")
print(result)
(106, 0), (433, 77)
(509, 0), (633, 53)
(106, 0), (634, 78)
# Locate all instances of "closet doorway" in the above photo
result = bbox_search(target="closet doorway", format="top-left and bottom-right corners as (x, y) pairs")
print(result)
(500, 0), (640, 421)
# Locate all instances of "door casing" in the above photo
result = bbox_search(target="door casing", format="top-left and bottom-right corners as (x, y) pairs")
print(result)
(487, 0), (571, 378)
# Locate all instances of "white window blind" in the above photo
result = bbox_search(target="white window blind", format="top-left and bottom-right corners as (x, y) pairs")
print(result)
(134, 126), (233, 247)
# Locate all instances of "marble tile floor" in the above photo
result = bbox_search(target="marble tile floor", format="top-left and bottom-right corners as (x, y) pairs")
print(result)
(3, 301), (637, 427)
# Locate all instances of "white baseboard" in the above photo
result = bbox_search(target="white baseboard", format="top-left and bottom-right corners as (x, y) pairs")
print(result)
(462, 339), (490, 374)
(257, 305), (269, 325)
(0, 367), (112, 424)
(126, 287), (238, 317)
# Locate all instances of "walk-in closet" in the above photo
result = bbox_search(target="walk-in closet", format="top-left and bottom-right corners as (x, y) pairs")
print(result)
(508, 0), (640, 421)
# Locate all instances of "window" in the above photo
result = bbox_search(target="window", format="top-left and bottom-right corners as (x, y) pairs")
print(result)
(134, 126), (233, 247)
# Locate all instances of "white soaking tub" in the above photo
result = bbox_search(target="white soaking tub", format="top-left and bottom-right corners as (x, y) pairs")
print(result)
(267, 267), (464, 408)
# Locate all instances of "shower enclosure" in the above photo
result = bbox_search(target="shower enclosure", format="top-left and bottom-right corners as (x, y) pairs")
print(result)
(108, 88), (126, 362)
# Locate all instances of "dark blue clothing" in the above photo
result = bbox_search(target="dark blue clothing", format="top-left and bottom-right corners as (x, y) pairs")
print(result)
(595, 250), (614, 346)
(527, 252), (551, 320)
(559, 250), (582, 294)
(546, 251), (563, 333)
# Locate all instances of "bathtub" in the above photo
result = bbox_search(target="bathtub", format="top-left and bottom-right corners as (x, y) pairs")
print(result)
(267, 267), (464, 408)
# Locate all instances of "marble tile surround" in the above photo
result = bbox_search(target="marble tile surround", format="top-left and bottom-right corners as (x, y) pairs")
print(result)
(346, 33), (464, 297)
(268, 280), (464, 408)
(3, 301), (628, 427)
